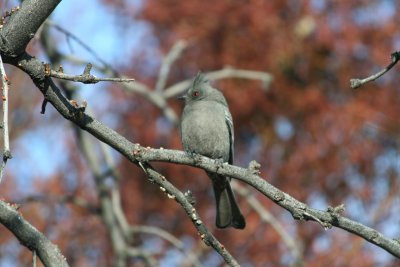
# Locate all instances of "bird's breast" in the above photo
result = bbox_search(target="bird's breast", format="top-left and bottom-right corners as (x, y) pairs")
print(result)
(181, 103), (230, 161)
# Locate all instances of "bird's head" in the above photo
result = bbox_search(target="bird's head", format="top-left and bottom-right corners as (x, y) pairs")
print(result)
(181, 72), (228, 106)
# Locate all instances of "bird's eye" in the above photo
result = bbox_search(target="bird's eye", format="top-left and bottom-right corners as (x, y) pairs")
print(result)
(192, 91), (200, 97)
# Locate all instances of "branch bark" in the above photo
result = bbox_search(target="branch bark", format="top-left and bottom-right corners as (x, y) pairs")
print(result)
(0, 0), (61, 57)
(350, 51), (400, 89)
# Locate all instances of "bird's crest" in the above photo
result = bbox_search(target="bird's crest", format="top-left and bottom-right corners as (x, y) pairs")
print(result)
(193, 72), (209, 89)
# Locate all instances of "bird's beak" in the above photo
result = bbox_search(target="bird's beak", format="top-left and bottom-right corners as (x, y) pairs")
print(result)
(177, 94), (187, 101)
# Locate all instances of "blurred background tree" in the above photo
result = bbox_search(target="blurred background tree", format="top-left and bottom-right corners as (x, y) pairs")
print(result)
(1, 0), (400, 266)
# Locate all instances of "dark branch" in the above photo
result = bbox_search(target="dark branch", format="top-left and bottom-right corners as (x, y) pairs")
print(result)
(0, 0), (61, 57)
(350, 51), (400, 89)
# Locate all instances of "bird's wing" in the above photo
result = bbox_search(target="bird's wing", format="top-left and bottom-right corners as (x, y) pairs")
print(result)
(224, 109), (234, 164)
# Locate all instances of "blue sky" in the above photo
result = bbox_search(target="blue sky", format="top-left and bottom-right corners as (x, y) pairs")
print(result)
(4, 0), (152, 186)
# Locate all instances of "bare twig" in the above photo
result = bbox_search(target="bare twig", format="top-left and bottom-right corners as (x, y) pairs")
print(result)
(48, 63), (135, 84)
(350, 51), (400, 89)
(155, 40), (188, 92)
(40, 99), (48, 114)
(0, 54), (11, 183)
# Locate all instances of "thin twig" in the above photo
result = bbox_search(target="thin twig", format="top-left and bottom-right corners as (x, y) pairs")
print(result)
(49, 67), (134, 84)
(40, 99), (48, 114)
(155, 40), (188, 92)
(350, 51), (400, 89)
(0, 54), (11, 183)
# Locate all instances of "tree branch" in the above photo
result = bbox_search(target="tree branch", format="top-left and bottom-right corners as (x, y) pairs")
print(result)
(0, 0), (61, 57)
(0, 200), (69, 267)
(350, 51), (400, 89)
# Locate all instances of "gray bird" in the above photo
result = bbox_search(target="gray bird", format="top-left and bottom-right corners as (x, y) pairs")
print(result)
(180, 73), (246, 229)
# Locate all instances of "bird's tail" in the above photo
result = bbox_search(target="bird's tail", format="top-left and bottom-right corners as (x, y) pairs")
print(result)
(209, 173), (246, 229)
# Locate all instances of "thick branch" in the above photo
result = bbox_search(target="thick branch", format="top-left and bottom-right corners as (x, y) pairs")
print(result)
(0, 200), (69, 267)
(0, 0), (61, 57)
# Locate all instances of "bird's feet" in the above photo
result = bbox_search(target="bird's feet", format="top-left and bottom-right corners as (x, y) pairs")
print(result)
(214, 157), (227, 172)
(186, 151), (203, 164)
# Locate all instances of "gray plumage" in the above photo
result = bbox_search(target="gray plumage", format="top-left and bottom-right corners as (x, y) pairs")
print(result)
(180, 73), (246, 229)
